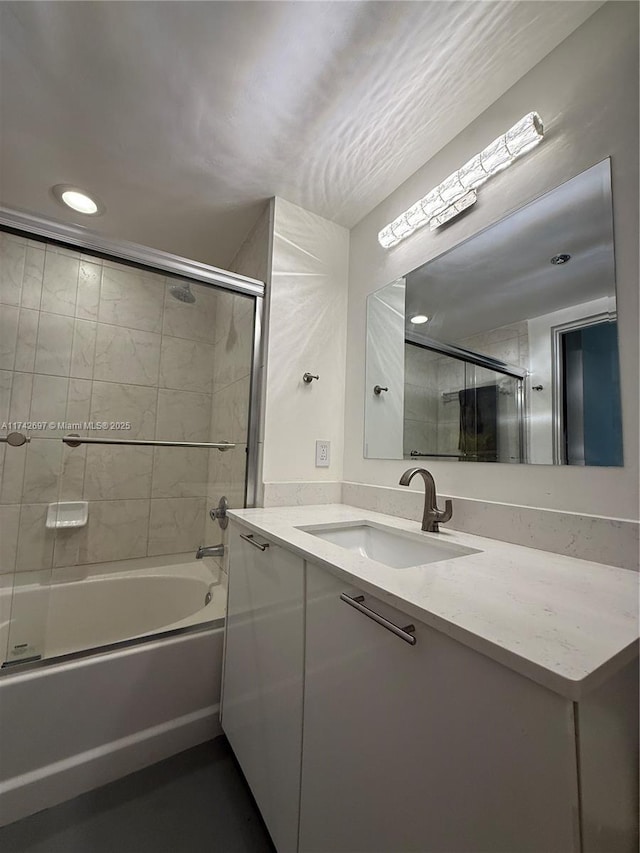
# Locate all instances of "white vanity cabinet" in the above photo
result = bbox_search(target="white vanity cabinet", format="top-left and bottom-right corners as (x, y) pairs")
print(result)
(222, 512), (638, 853)
(298, 561), (581, 853)
(220, 522), (304, 853)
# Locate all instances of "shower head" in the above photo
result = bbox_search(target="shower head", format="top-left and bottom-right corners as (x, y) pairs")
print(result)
(169, 282), (196, 304)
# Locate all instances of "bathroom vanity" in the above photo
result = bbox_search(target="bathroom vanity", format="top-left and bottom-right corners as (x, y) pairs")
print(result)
(220, 505), (638, 853)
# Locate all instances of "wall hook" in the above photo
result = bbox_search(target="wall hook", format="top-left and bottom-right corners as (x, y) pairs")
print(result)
(373, 385), (389, 395)
(303, 373), (319, 384)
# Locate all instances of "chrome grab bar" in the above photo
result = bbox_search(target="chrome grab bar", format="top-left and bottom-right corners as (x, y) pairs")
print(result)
(62, 434), (235, 450)
(240, 533), (270, 552)
(339, 593), (417, 645)
(0, 432), (30, 447)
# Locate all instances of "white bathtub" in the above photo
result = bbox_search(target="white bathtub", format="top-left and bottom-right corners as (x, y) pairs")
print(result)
(0, 555), (227, 826)
(2, 553), (225, 664)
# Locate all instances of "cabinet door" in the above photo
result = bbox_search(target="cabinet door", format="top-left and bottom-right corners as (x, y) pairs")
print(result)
(299, 562), (580, 853)
(221, 523), (304, 853)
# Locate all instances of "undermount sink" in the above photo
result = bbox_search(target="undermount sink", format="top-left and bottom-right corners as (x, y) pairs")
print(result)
(298, 522), (480, 569)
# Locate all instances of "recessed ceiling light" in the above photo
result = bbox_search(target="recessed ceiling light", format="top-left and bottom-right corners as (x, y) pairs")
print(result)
(550, 253), (571, 265)
(52, 184), (104, 216)
(410, 314), (429, 324)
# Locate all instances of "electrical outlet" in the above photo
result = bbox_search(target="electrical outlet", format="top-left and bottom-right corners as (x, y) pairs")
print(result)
(315, 440), (330, 467)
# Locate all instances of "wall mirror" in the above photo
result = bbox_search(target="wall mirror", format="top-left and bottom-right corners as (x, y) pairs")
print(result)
(364, 159), (622, 466)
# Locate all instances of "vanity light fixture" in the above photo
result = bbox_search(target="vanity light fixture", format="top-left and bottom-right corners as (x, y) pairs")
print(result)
(429, 190), (477, 230)
(52, 184), (104, 216)
(378, 112), (544, 248)
(410, 315), (429, 324)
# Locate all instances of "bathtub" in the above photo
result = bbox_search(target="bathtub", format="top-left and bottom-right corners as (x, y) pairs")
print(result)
(2, 553), (225, 664)
(0, 555), (227, 826)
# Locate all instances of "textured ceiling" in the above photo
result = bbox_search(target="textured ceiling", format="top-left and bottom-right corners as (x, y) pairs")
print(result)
(0, 1), (602, 267)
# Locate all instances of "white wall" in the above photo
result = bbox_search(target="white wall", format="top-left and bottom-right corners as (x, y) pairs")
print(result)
(344, 2), (639, 520)
(262, 197), (349, 489)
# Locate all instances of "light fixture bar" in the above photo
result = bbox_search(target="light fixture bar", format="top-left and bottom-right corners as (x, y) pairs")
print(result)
(379, 112), (543, 247)
(429, 190), (477, 230)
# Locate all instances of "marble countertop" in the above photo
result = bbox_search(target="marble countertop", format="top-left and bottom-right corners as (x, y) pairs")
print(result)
(228, 504), (639, 700)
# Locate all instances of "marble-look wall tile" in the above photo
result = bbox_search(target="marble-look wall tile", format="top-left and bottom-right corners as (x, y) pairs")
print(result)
(83, 446), (153, 500)
(148, 497), (206, 556)
(0, 369), (11, 422)
(14, 309), (39, 373)
(213, 290), (253, 346)
(159, 335), (215, 394)
(52, 499), (150, 567)
(89, 381), (157, 439)
(41, 251), (79, 317)
(70, 319), (97, 379)
(210, 376), (249, 444)
(99, 266), (165, 333)
(34, 312), (74, 376)
(0, 442), (26, 504)
(73, 260), (101, 321)
(208, 443), (247, 509)
(163, 280), (218, 344)
(93, 324), (161, 386)
(404, 419), (437, 455)
(57, 445), (87, 501)
(0, 373), (33, 503)
(29, 374), (69, 436)
(0, 373), (33, 504)
(0, 504), (20, 574)
(66, 378), (92, 421)
(0, 235), (26, 306)
(156, 389), (211, 442)
(21, 439), (70, 503)
(212, 309), (253, 392)
(151, 447), (208, 498)
(404, 382), (433, 422)
(21, 247), (45, 311)
(0, 305), (19, 370)
(9, 371), (34, 424)
(16, 503), (55, 572)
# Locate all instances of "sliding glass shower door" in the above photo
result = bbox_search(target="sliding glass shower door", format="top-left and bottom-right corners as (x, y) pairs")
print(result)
(0, 229), (258, 666)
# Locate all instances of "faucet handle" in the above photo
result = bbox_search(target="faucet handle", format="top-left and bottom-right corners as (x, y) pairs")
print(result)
(435, 499), (453, 523)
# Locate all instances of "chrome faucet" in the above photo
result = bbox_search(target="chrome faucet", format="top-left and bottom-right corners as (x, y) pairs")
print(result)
(399, 468), (453, 533)
(196, 544), (225, 559)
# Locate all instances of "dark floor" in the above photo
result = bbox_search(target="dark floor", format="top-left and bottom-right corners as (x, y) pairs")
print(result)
(0, 737), (276, 853)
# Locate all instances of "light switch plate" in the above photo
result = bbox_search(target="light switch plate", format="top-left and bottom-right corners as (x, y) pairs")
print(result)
(315, 440), (330, 467)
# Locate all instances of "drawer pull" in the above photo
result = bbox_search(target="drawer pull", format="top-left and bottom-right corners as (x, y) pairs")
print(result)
(339, 593), (417, 645)
(240, 533), (270, 552)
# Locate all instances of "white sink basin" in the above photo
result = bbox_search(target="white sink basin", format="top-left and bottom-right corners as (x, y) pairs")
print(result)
(299, 522), (480, 569)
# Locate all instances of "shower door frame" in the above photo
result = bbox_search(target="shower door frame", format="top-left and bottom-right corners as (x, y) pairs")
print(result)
(0, 206), (265, 508)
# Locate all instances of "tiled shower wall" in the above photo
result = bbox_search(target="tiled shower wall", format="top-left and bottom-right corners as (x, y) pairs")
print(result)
(404, 321), (529, 459)
(0, 232), (252, 576)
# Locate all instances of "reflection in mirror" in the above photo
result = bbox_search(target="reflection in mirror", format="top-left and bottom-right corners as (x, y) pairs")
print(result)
(364, 159), (622, 466)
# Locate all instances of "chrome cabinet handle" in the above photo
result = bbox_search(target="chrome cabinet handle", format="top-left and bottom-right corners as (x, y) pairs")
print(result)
(340, 593), (417, 645)
(240, 533), (270, 552)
